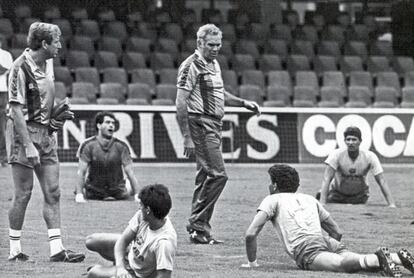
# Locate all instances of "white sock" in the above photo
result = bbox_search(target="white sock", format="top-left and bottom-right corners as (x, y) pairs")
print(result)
(359, 254), (380, 269)
(9, 229), (22, 257)
(48, 229), (64, 256)
(390, 253), (402, 265)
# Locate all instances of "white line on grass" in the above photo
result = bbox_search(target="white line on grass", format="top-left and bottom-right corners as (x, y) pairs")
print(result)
(212, 255), (245, 259)
(0, 227), (85, 240)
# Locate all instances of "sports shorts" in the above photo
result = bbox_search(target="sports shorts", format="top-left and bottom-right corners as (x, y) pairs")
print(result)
(327, 188), (369, 204)
(85, 182), (129, 200)
(294, 235), (348, 270)
(6, 119), (59, 168)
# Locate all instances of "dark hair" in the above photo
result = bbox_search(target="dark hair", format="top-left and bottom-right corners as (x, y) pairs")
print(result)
(139, 184), (172, 219)
(268, 164), (300, 193)
(27, 22), (60, 50)
(94, 111), (116, 131)
(344, 126), (362, 141)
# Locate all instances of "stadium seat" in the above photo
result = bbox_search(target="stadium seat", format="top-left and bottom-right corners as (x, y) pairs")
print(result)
(369, 41), (394, 57)
(125, 37), (152, 57)
(54, 66), (73, 88)
(318, 87), (343, 107)
(322, 71), (347, 97)
(293, 25), (319, 44)
(221, 23), (237, 43)
(320, 25), (346, 46)
(295, 71), (319, 95)
(52, 18), (73, 40)
(404, 71), (414, 88)
(133, 22), (157, 42)
(128, 83), (153, 103)
(290, 40), (315, 59)
(150, 52), (175, 71)
(266, 86), (291, 106)
(248, 23), (268, 43)
(0, 18), (15, 39)
(393, 56), (414, 78)
(122, 52), (147, 72)
(11, 33), (28, 49)
(292, 86), (316, 107)
(346, 24), (370, 42)
(258, 54), (283, 73)
(238, 85), (263, 105)
(94, 51), (119, 70)
(366, 56), (392, 74)
(234, 39), (260, 59)
(19, 17), (41, 34)
(102, 21), (128, 42)
(96, 97), (119, 105)
(54, 82), (67, 100)
(373, 87), (397, 108)
(100, 83), (126, 103)
(220, 40), (234, 58)
(151, 98), (174, 105)
(102, 67), (128, 87)
(345, 86), (371, 107)
(160, 23), (183, 44)
(316, 41), (341, 62)
(343, 41), (368, 62)
(339, 56), (364, 76)
(313, 55), (338, 77)
(97, 8), (116, 23)
(216, 54), (229, 70)
(126, 98), (150, 105)
(231, 54), (256, 73)
(75, 67), (100, 88)
(284, 10), (300, 30)
(400, 87), (414, 108)
(310, 13), (326, 32)
(241, 70), (265, 92)
(66, 50), (90, 70)
(155, 38), (180, 61)
(181, 39), (197, 53)
(97, 36), (123, 60)
(69, 35), (95, 57)
(77, 19), (100, 41)
(376, 71), (401, 97)
(286, 55), (311, 75)
(156, 84), (177, 102)
(349, 71), (374, 96)
(158, 68), (178, 84)
(269, 24), (292, 42)
(222, 70), (239, 95)
(337, 12), (352, 28)
(264, 39), (289, 62)
(70, 97), (89, 104)
(130, 68), (156, 89)
(15, 4), (32, 19)
(268, 71), (293, 95)
(72, 82), (97, 103)
(71, 8), (88, 21)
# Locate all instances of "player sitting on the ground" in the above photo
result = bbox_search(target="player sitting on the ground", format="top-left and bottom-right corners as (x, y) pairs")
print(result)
(317, 126), (396, 207)
(85, 183), (177, 278)
(242, 164), (414, 277)
(75, 111), (140, 203)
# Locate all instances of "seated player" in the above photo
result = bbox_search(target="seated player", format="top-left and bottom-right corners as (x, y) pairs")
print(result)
(85, 184), (177, 278)
(75, 111), (140, 203)
(318, 126), (396, 207)
(242, 164), (414, 277)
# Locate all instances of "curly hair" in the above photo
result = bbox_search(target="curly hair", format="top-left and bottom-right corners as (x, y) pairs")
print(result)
(268, 164), (300, 193)
(94, 111), (117, 131)
(139, 184), (172, 220)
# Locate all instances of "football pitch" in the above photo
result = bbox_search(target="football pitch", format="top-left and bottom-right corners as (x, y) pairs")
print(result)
(0, 163), (413, 278)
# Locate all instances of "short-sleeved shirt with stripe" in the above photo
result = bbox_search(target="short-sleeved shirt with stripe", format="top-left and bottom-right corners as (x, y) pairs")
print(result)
(76, 136), (133, 188)
(325, 148), (383, 195)
(258, 193), (330, 259)
(177, 49), (225, 120)
(8, 48), (55, 125)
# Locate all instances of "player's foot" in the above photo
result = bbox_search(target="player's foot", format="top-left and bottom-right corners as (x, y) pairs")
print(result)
(398, 248), (414, 273)
(8, 252), (29, 262)
(206, 236), (224, 245)
(189, 231), (209, 244)
(50, 249), (85, 263)
(375, 247), (402, 277)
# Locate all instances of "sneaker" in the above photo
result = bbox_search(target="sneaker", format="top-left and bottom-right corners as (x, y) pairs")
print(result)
(398, 248), (414, 273)
(206, 236), (224, 245)
(189, 231), (209, 244)
(50, 249), (85, 263)
(375, 247), (402, 277)
(8, 252), (29, 262)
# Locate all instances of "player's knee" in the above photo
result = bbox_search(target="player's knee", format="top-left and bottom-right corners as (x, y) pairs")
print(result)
(85, 234), (99, 251)
(86, 265), (99, 278)
(44, 186), (61, 204)
(14, 190), (32, 204)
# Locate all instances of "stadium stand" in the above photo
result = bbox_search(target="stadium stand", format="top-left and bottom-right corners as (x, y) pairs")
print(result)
(130, 68), (157, 89)
(292, 86), (317, 107)
(72, 82), (97, 103)
(318, 86), (343, 107)
(346, 86), (372, 107)
(239, 85), (263, 105)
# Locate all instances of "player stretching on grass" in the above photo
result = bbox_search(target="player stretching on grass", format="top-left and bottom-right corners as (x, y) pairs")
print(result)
(75, 111), (140, 203)
(85, 184), (177, 278)
(242, 164), (414, 277)
(317, 126), (396, 207)
(176, 23), (260, 244)
(6, 22), (84, 262)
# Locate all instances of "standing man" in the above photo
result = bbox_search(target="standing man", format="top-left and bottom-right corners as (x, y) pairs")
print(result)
(6, 22), (84, 262)
(0, 39), (13, 166)
(318, 126), (396, 207)
(242, 164), (414, 277)
(176, 24), (260, 244)
(74, 111), (140, 203)
(85, 184), (177, 278)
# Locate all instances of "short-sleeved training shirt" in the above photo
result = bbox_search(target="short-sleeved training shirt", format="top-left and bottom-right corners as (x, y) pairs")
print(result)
(325, 148), (383, 195)
(76, 136), (133, 187)
(8, 48), (55, 125)
(0, 48), (13, 92)
(127, 210), (177, 278)
(177, 49), (225, 120)
(258, 193), (330, 259)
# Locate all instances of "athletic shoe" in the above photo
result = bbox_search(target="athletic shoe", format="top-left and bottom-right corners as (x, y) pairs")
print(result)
(207, 236), (224, 245)
(50, 249), (85, 263)
(375, 247), (402, 277)
(189, 231), (209, 244)
(8, 252), (29, 262)
(398, 248), (414, 273)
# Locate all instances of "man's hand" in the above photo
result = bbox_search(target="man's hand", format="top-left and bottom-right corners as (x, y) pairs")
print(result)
(75, 193), (86, 203)
(240, 260), (259, 269)
(115, 266), (133, 278)
(134, 194), (139, 202)
(243, 101), (261, 116)
(25, 143), (40, 165)
(330, 232), (342, 242)
(183, 136), (195, 158)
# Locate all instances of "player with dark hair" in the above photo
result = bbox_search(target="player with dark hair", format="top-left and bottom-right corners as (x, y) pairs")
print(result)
(6, 22), (84, 262)
(75, 111), (140, 202)
(317, 126), (396, 207)
(85, 184), (177, 278)
(176, 23), (260, 244)
(242, 164), (414, 277)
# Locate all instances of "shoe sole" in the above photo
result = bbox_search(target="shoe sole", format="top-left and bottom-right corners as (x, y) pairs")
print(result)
(376, 247), (402, 277)
(50, 254), (85, 263)
(399, 248), (414, 273)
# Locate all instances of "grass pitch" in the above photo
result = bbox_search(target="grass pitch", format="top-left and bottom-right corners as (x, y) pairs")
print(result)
(0, 164), (413, 278)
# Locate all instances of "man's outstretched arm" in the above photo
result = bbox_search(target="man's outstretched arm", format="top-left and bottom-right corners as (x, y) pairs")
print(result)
(320, 165), (336, 204)
(374, 173), (396, 208)
(243, 211), (268, 267)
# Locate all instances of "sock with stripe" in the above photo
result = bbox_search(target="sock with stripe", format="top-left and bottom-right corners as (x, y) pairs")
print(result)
(359, 254), (380, 269)
(9, 229), (22, 257)
(48, 229), (64, 256)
